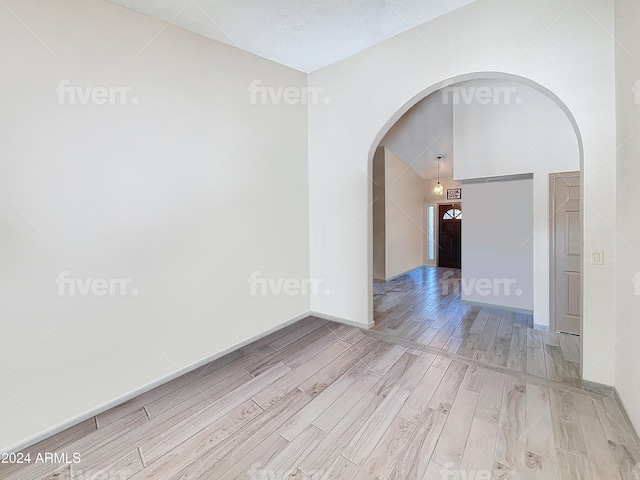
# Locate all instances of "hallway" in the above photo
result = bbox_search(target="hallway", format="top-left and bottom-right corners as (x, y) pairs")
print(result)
(373, 267), (581, 387)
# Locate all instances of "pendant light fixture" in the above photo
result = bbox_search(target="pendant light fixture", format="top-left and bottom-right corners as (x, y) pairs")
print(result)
(434, 155), (444, 196)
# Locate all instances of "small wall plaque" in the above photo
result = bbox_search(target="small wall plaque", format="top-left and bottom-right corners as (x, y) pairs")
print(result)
(447, 188), (461, 200)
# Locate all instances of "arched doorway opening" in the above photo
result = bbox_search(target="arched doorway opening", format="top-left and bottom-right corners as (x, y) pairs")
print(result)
(368, 72), (584, 383)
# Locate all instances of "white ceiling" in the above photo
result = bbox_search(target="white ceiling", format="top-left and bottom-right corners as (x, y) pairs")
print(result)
(107, 0), (475, 72)
(380, 91), (453, 180)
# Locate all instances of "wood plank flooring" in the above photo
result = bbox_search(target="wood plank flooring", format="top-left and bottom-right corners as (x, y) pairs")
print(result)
(3, 268), (638, 479)
(373, 267), (582, 387)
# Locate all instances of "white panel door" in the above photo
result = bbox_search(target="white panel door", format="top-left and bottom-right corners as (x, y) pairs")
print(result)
(552, 173), (581, 335)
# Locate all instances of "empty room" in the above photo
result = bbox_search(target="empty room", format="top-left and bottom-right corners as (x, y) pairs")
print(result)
(2, 0), (640, 479)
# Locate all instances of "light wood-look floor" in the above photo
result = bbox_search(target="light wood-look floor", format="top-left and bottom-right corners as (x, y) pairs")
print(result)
(374, 267), (582, 387)
(4, 278), (638, 479)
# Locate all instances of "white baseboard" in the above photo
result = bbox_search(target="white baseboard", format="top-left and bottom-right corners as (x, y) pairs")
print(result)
(309, 310), (374, 329)
(580, 382), (640, 448)
(461, 299), (534, 316)
(383, 265), (426, 282)
(533, 323), (550, 331)
(612, 387), (640, 449)
(1, 310), (312, 455)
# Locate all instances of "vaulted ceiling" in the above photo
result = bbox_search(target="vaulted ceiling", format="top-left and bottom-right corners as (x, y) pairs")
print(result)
(380, 91), (453, 180)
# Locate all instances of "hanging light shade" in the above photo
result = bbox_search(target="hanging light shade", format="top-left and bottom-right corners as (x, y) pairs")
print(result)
(434, 155), (444, 196)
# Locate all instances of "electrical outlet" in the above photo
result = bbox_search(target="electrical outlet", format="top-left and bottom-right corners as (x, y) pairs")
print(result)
(591, 250), (604, 265)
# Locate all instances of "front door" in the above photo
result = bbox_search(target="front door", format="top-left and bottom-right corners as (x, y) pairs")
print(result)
(438, 203), (462, 269)
(551, 172), (581, 335)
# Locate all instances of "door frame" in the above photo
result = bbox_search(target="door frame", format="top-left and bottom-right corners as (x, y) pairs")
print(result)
(436, 201), (462, 269)
(549, 171), (581, 335)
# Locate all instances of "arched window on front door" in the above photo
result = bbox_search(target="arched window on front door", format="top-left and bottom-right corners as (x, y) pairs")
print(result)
(443, 208), (462, 220)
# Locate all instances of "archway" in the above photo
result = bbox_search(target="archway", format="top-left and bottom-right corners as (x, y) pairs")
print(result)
(367, 72), (584, 381)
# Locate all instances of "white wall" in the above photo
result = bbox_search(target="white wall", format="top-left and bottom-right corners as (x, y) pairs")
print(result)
(452, 79), (580, 327)
(308, 0), (617, 385)
(372, 148), (424, 279)
(0, 0), (309, 451)
(462, 180), (534, 311)
(384, 148), (424, 279)
(614, 0), (640, 433)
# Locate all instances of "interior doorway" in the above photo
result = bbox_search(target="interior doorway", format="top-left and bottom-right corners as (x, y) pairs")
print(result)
(369, 73), (584, 384)
(438, 203), (461, 269)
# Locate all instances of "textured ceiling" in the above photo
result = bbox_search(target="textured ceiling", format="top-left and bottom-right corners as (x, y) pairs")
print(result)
(107, 0), (475, 72)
